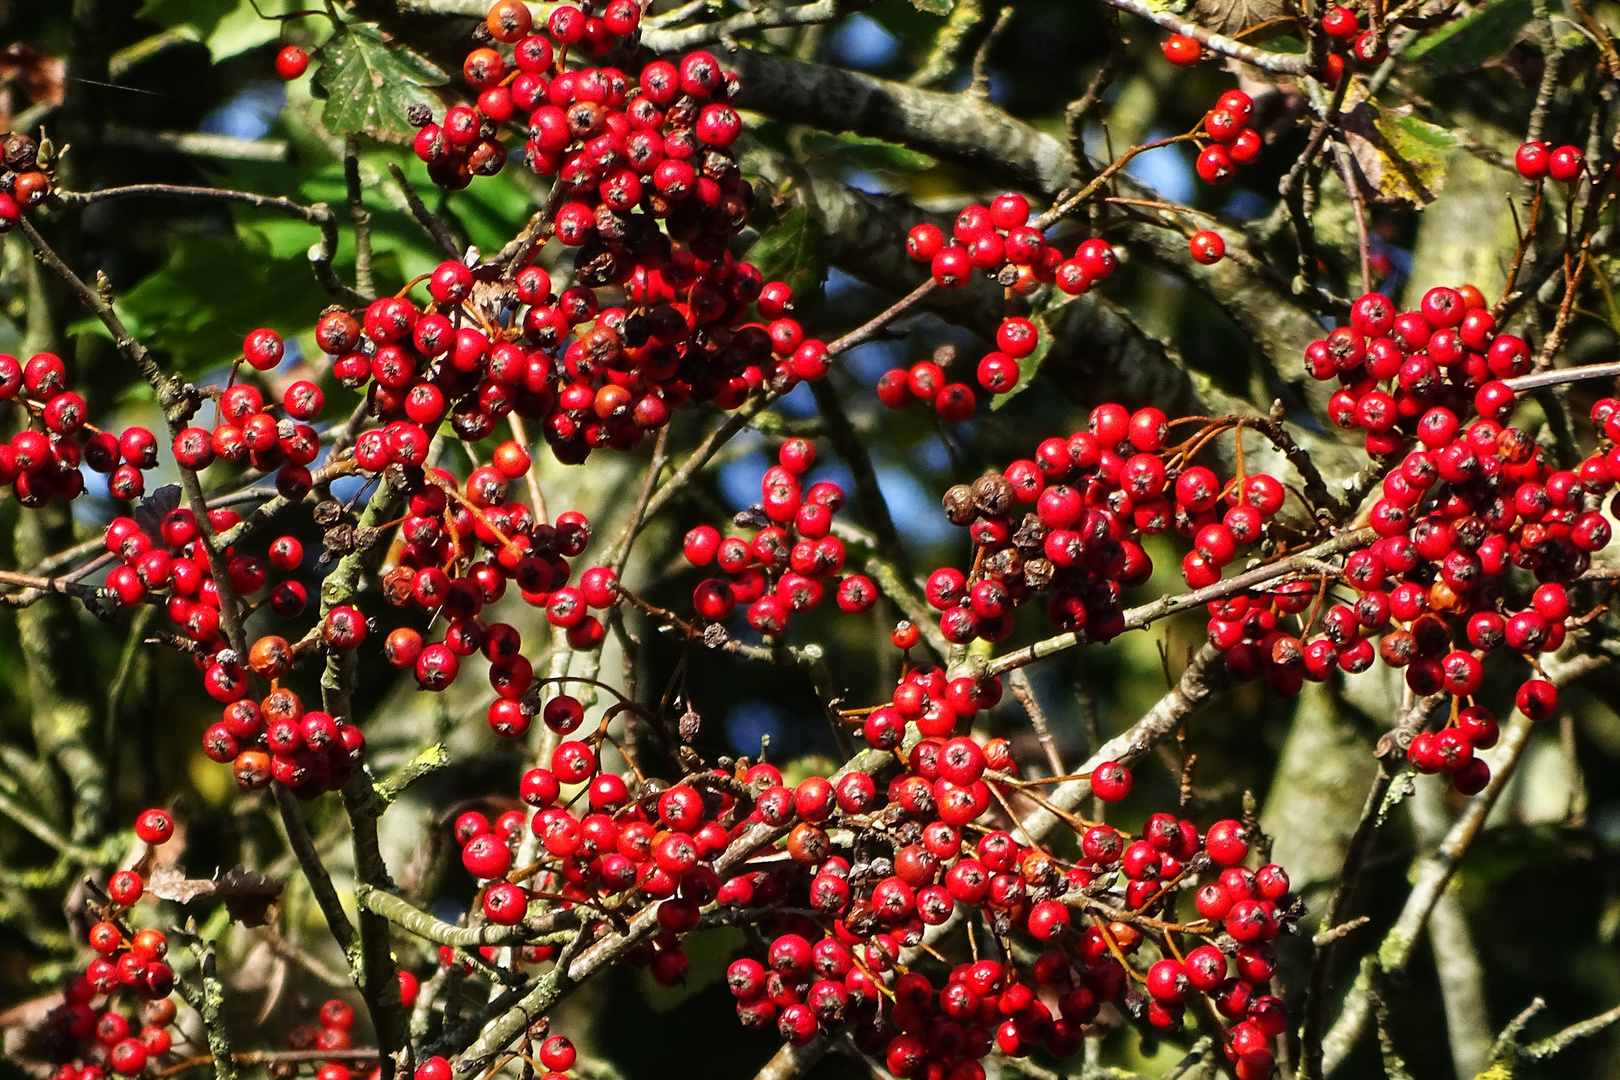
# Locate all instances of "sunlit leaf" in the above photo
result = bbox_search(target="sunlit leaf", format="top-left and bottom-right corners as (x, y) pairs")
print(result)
(68, 225), (331, 378)
(1341, 101), (1458, 207)
(1404, 0), (1534, 71)
(309, 22), (447, 145)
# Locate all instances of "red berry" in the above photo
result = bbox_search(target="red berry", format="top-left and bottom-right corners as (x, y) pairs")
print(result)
(1548, 145), (1585, 184)
(1322, 5), (1359, 38)
(1090, 760), (1131, 801)
(274, 45), (309, 81)
(1162, 33), (1202, 65)
(1515, 140), (1550, 179)
(1195, 144), (1234, 185)
(1189, 229), (1225, 264)
(134, 808), (174, 846)
(243, 327), (284, 370)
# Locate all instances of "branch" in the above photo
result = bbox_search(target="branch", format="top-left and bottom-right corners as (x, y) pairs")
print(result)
(273, 784), (357, 955)
(988, 527), (1379, 675)
(1100, 0), (1311, 73)
(387, 162), (460, 258)
(808, 378), (913, 585)
(728, 50), (1074, 194)
(345, 136), (376, 299)
(1505, 360), (1620, 392)
(357, 883), (577, 947)
(1320, 652), (1611, 1075)
(53, 184), (365, 306)
(184, 931), (238, 1080)
(1015, 644), (1230, 840)
(640, 0), (842, 52)
(17, 214), (190, 426)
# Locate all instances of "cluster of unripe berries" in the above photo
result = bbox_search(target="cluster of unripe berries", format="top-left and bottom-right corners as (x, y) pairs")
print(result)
(43, 811), (178, 1079)
(684, 438), (876, 633)
(0, 351), (161, 505)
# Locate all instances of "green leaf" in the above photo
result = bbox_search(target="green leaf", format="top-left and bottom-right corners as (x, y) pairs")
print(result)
(801, 132), (936, 174)
(68, 226), (331, 380)
(911, 0), (954, 14)
(309, 22), (447, 145)
(744, 204), (830, 309)
(991, 306), (1056, 410)
(1342, 101), (1458, 207)
(1404, 0), (1533, 72)
(136, 0), (301, 62)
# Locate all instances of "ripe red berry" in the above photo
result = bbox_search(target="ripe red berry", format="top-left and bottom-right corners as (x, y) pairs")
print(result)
(1322, 5), (1359, 38)
(1189, 229), (1225, 264)
(540, 1035), (577, 1071)
(1515, 140), (1550, 179)
(134, 808), (174, 846)
(1195, 144), (1234, 185)
(1090, 760), (1131, 801)
(1548, 145), (1585, 184)
(275, 45), (309, 81)
(243, 327), (285, 370)
(109, 869), (144, 906)
(1162, 33), (1201, 65)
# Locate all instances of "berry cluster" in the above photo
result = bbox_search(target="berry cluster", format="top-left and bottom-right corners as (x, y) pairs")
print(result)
(437, 680), (1299, 1080)
(278, 999), (372, 1080)
(42, 812), (178, 1080)
(0, 130), (53, 227)
(1192, 90), (1262, 187)
(885, 196), (1128, 419)
(1514, 139), (1587, 185)
(415, 1034), (574, 1080)
(683, 439), (876, 633)
(1305, 286), (1528, 455)
(365, 451), (617, 721)
(100, 490), (372, 794)
(722, 756), (1294, 1080)
(171, 328), (323, 499)
(1319, 6), (1387, 80)
(0, 351), (161, 505)
(401, 5), (830, 459)
(919, 401), (1279, 646)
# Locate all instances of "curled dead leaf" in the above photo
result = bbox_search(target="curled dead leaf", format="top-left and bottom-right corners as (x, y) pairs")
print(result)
(144, 864), (283, 927)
